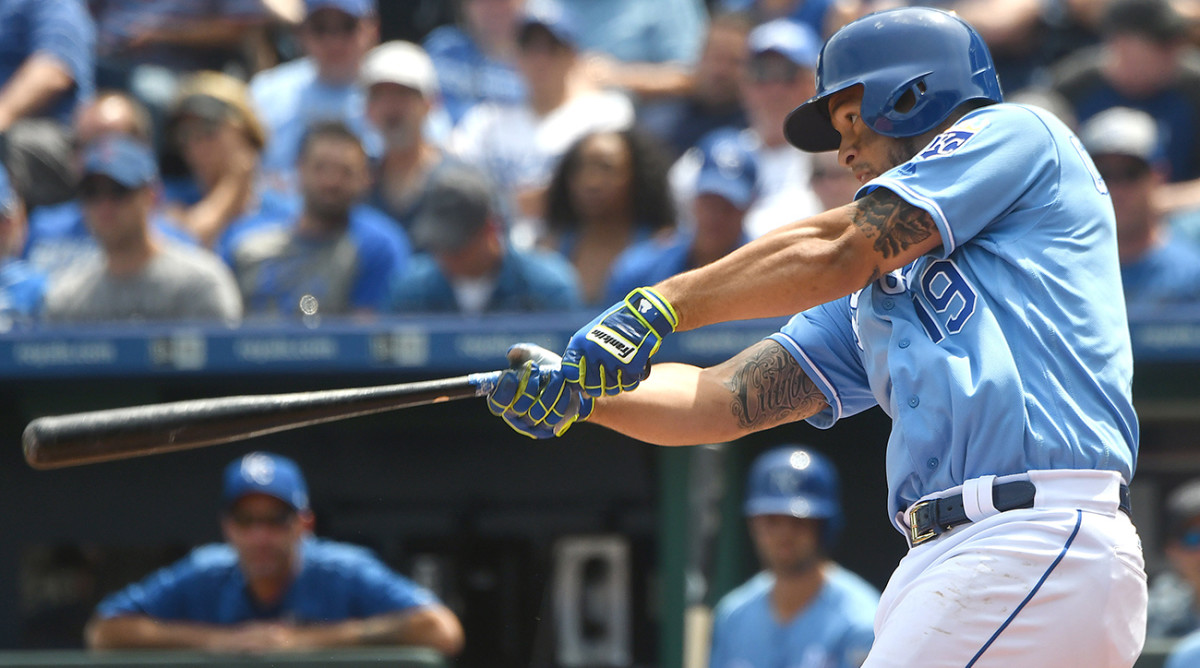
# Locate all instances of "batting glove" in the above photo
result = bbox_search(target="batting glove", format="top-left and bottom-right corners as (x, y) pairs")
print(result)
(487, 343), (594, 440)
(562, 287), (678, 397)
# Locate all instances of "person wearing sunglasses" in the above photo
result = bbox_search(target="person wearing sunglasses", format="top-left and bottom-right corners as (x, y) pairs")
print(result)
(668, 19), (822, 240)
(250, 0), (384, 197)
(40, 134), (242, 325)
(1078, 107), (1200, 307)
(85, 451), (465, 656)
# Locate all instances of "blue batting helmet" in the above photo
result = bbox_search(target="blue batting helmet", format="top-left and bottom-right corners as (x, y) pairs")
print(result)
(744, 445), (843, 550)
(783, 7), (1003, 153)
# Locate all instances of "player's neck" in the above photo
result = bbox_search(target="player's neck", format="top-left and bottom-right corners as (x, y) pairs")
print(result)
(770, 560), (829, 622)
(247, 575), (292, 608)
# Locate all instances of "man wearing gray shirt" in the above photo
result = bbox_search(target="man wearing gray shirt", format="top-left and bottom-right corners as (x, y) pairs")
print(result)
(43, 134), (242, 324)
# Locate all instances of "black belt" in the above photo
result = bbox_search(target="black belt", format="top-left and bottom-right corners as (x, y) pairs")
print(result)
(908, 480), (1132, 547)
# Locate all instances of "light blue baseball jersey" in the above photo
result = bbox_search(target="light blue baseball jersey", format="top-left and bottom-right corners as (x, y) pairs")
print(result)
(709, 567), (879, 668)
(769, 103), (1138, 530)
(1165, 628), (1200, 668)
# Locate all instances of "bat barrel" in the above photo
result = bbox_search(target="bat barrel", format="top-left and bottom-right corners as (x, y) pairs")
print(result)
(24, 371), (503, 470)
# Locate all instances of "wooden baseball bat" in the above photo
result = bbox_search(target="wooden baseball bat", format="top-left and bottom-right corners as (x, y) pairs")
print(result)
(23, 371), (504, 470)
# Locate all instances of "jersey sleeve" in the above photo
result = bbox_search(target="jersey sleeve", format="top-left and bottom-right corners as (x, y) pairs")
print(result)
(350, 211), (411, 311)
(768, 296), (875, 428)
(863, 105), (1059, 257)
(30, 0), (95, 87)
(349, 555), (440, 615)
(94, 555), (208, 620)
(706, 597), (736, 668)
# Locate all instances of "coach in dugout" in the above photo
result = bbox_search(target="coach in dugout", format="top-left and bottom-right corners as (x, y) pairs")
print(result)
(84, 452), (464, 655)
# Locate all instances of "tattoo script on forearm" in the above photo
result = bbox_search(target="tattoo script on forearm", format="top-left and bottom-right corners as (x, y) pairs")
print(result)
(851, 188), (937, 284)
(724, 341), (827, 430)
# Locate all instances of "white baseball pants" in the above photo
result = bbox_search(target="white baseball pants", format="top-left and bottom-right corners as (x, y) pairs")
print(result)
(863, 469), (1147, 668)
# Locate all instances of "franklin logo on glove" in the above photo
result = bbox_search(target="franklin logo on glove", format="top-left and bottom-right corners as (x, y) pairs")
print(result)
(586, 326), (638, 363)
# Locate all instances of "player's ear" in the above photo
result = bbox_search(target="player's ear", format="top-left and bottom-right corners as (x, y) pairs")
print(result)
(298, 509), (316, 533)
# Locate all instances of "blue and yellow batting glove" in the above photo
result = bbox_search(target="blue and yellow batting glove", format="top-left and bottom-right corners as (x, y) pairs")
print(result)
(562, 287), (678, 397)
(487, 343), (593, 439)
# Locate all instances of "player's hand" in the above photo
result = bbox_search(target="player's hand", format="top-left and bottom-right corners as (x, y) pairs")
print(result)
(487, 343), (593, 439)
(562, 287), (678, 397)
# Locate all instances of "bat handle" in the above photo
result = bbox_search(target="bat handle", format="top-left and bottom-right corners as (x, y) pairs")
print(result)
(468, 370), (504, 397)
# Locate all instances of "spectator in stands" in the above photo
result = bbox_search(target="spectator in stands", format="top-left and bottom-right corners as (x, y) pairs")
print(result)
(1148, 479), (1200, 640)
(559, 0), (705, 102)
(163, 71), (293, 249)
(42, 134), (242, 324)
(0, 162), (45, 330)
(714, 0), (839, 38)
(423, 0), (528, 127)
(542, 129), (676, 306)
(23, 92), (196, 281)
(808, 149), (860, 211)
(91, 0), (274, 138)
(224, 120), (409, 318)
(672, 19), (822, 238)
(637, 12), (752, 161)
(604, 127), (756, 302)
(85, 451), (465, 655)
(1079, 107), (1200, 306)
(389, 162), (580, 314)
(451, 2), (635, 248)
(1052, 0), (1200, 186)
(0, 0), (95, 208)
(250, 0), (381, 194)
(707, 446), (878, 668)
(361, 41), (448, 237)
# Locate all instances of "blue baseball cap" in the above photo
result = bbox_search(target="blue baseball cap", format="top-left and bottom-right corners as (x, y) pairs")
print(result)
(0, 163), (17, 216)
(518, 1), (579, 49)
(305, 0), (375, 19)
(81, 134), (158, 188)
(223, 452), (310, 511)
(748, 19), (820, 69)
(694, 129), (758, 210)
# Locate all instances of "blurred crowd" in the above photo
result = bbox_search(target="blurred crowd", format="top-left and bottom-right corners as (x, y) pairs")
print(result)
(3, 0), (1200, 330)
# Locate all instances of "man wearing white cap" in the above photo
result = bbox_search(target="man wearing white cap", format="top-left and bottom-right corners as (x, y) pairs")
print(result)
(361, 41), (449, 237)
(1079, 106), (1200, 306)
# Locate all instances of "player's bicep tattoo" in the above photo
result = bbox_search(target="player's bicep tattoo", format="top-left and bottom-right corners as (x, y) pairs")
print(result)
(851, 189), (938, 278)
(721, 340), (828, 430)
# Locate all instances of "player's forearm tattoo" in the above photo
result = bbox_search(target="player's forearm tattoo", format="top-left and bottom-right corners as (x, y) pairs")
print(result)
(723, 342), (827, 429)
(852, 189), (937, 261)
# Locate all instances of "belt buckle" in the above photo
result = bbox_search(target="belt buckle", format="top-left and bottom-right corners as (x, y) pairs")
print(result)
(909, 500), (937, 546)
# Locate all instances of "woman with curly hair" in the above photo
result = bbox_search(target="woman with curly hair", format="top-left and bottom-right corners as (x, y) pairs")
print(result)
(543, 128), (676, 305)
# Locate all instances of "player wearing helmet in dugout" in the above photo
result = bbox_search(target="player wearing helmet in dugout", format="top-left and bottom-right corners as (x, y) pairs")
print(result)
(489, 6), (1147, 667)
(708, 445), (879, 668)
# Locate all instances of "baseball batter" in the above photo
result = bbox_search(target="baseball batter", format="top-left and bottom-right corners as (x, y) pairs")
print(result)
(488, 7), (1147, 667)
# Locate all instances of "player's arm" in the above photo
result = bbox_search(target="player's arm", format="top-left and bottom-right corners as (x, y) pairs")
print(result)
(85, 606), (465, 655)
(85, 614), (239, 650)
(562, 189), (941, 397)
(586, 339), (829, 445)
(662, 189), (943, 332)
(258, 606), (464, 654)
